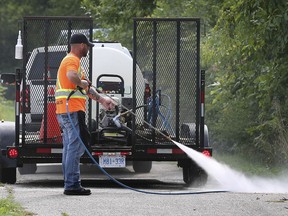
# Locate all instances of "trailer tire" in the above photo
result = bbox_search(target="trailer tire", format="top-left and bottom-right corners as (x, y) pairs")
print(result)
(133, 161), (152, 173)
(0, 167), (16, 184)
(18, 164), (37, 175)
(182, 160), (208, 187)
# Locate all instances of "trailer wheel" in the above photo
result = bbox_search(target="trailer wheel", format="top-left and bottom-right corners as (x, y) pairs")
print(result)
(18, 164), (37, 175)
(0, 167), (16, 184)
(183, 166), (207, 187)
(133, 161), (152, 173)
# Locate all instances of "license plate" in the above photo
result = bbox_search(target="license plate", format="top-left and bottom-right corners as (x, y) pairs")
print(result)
(99, 155), (126, 168)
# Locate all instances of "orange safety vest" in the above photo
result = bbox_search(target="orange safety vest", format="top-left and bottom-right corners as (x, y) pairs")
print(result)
(55, 53), (87, 114)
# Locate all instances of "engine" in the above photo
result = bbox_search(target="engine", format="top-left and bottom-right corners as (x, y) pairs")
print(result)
(99, 96), (133, 129)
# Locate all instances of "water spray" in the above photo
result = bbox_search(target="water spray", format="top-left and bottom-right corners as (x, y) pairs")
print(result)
(67, 86), (288, 194)
(175, 142), (288, 193)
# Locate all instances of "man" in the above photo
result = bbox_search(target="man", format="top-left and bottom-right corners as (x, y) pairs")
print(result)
(55, 33), (115, 195)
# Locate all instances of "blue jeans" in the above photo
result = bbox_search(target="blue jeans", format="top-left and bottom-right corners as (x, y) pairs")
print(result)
(57, 112), (85, 190)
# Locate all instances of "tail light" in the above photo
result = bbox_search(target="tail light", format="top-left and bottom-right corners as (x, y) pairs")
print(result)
(202, 150), (211, 157)
(20, 84), (31, 113)
(7, 147), (19, 159)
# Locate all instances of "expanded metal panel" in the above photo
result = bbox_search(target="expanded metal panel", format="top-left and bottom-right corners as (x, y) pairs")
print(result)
(133, 18), (200, 145)
(21, 17), (93, 145)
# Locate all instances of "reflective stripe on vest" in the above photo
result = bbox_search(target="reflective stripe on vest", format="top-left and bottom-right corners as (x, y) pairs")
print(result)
(55, 89), (86, 100)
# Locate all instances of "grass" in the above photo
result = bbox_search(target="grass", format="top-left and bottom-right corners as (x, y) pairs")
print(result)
(0, 185), (34, 216)
(0, 99), (15, 121)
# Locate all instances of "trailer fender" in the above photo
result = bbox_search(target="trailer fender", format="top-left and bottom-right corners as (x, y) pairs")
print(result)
(0, 121), (16, 168)
(0, 121), (16, 184)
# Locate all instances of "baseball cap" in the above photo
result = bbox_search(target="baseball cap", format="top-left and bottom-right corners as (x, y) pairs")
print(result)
(70, 33), (94, 47)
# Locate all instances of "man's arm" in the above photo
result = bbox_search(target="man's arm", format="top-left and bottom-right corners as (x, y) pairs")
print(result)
(67, 71), (89, 89)
(87, 86), (101, 101)
(87, 87), (116, 110)
(66, 71), (115, 110)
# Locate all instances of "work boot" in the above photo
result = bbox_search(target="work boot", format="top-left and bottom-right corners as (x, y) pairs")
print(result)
(64, 187), (91, 195)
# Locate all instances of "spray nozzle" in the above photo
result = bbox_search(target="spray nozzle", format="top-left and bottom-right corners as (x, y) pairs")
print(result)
(113, 113), (122, 128)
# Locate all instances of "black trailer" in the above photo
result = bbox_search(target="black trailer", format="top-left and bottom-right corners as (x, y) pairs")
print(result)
(0, 16), (211, 186)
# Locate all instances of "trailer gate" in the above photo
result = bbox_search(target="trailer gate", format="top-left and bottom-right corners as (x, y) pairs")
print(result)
(19, 17), (93, 152)
(133, 18), (201, 147)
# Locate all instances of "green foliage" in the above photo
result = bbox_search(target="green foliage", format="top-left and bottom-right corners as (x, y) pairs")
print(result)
(153, 0), (223, 29)
(0, 84), (15, 121)
(203, 0), (288, 165)
(0, 99), (15, 121)
(81, 0), (156, 48)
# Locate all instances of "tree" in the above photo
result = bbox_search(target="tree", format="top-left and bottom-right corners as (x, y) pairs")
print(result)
(203, 0), (288, 165)
(81, 0), (156, 48)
